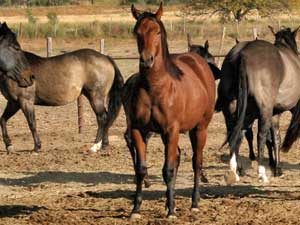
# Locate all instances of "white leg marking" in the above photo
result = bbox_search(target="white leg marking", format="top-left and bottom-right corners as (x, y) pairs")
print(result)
(89, 141), (102, 153)
(258, 165), (269, 183)
(230, 153), (240, 182)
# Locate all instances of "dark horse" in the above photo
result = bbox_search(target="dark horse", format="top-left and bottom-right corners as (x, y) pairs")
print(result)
(123, 35), (220, 188)
(216, 26), (300, 184)
(0, 22), (34, 87)
(127, 3), (215, 218)
(0, 23), (124, 154)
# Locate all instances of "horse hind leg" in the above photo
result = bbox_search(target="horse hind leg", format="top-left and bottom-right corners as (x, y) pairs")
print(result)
(85, 91), (108, 154)
(0, 101), (20, 154)
(124, 128), (151, 188)
(257, 112), (273, 183)
(189, 126), (208, 211)
(19, 99), (41, 152)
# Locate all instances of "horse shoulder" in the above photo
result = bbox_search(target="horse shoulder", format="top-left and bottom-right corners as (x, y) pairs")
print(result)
(132, 87), (152, 126)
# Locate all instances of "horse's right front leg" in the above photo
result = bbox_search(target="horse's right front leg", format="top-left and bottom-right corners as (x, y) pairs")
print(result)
(130, 128), (148, 219)
(0, 101), (20, 154)
(19, 99), (41, 152)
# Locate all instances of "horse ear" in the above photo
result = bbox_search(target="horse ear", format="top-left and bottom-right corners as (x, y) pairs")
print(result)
(293, 26), (300, 38)
(204, 40), (209, 50)
(155, 2), (163, 20)
(131, 4), (141, 20)
(268, 25), (276, 36)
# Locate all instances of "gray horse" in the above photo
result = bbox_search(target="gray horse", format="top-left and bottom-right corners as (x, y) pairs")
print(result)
(0, 23), (124, 154)
(217, 26), (300, 183)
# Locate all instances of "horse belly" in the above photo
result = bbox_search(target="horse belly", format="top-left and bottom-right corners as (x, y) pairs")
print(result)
(35, 82), (82, 106)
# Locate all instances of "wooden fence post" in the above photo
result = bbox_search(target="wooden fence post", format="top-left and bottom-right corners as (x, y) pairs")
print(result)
(253, 27), (258, 40)
(46, 37), (52, 57)
(217, 27), (226, 67)
(100, 38), (105, 54)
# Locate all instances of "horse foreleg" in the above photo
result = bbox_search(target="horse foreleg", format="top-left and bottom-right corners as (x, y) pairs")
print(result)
(19, 99), (41, 152)
(161, 126), (180, 218)
(130, 128), (148, 219)
(0, 101), (20, 154)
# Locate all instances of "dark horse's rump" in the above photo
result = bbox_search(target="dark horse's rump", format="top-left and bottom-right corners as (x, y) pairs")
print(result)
(127, 3), (215, 219)
(217, 27), (300, 184)
(0, 28), (124, 154)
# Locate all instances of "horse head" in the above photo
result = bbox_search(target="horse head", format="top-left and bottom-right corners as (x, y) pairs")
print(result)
(269, 25), (300, 54)
(0, 22), (34, 87)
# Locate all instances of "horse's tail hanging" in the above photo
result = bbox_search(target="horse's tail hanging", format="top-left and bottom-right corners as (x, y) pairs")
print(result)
(106, 56), (124, 127)
(281, 100), (300, 152)
(228, 56), (248, 151)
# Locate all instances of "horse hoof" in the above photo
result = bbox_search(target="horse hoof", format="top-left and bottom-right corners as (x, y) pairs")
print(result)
(167, 215), (177, 220)
(144, 180), (151, 188)
(224, 171), (239, 185)
(6, 145), (14, 154)
(130, 213), (141, 220)
(191, 207), (200, 212)
(273, 168), (283, 177)
(201, 175), (209, 183)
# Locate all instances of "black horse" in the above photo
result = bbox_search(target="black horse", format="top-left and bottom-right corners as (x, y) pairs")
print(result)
(0, 23), (124, 154)
(0, 22), (34, 87)
(217, 26), (300, 184)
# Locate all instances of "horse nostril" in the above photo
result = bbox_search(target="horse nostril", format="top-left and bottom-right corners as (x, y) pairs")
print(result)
(150, 55), (154, 62)
(30, 75), (35, 80)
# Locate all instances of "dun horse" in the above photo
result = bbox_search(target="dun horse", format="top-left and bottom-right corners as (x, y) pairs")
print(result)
(0, 23), (124, 154)
(127, 3), (215, 218)
(217, 26), (300, 183)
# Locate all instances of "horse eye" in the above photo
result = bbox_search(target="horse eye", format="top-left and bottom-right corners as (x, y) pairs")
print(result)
(11, 45), (20, 51)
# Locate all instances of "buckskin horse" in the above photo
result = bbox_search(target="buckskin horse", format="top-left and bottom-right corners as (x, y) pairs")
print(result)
(216, 26), (300, 184)
(127, 3), (215, 218)
(0, 23), (124, 154)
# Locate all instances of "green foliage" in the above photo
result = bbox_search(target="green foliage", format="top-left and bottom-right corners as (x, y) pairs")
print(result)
(26, 8), (38, 25)
(185, 0), (291, 22)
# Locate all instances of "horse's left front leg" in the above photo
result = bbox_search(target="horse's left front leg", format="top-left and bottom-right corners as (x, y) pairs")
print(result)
(161, 125), (180, 219)
(19, 99), (41, 152)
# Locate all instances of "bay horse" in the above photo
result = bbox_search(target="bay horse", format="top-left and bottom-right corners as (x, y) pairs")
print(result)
(127, 3), (215, 219)
(0, 23), (124, 154)
(216, 26), (300, 184)
(0, 22), (34, 87)
(123, 36), (220, 188)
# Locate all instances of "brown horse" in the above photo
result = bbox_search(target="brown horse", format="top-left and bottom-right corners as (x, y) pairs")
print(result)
(127, 3), (216, 219)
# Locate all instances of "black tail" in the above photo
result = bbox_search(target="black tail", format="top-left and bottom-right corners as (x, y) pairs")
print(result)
(106, 56), (124, 127)
(281, 100), (300, 152)
(228, 57), (248, 150)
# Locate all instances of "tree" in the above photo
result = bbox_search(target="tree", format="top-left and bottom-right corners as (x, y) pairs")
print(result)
(185, 0), (295, 22)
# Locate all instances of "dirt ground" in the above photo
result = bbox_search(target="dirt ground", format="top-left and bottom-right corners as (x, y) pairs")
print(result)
(1, 39), (300, 225)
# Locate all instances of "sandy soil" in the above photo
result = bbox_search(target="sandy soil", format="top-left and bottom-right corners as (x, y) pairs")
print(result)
(0, 39), (300, 225)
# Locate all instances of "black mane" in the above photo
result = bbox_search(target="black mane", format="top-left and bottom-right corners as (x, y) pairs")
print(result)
(133, 12), (183, 79)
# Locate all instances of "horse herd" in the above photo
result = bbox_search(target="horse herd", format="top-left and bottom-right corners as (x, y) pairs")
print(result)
(0, 3), (300, 219)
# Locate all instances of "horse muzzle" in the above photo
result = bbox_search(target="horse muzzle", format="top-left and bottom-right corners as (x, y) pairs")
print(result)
(140, 55), (154, 69)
